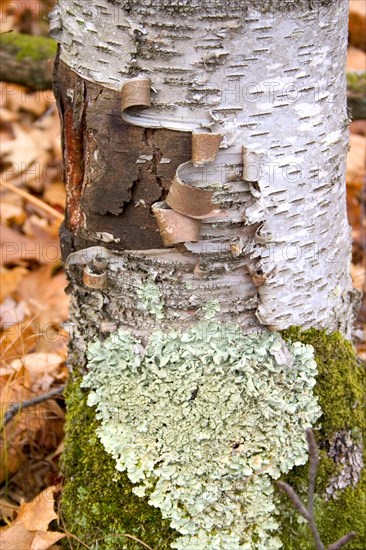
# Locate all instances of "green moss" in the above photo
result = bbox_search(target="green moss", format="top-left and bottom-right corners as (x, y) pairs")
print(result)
(279, 328), (366, 549)
(0, 32), (57, 62)
(347, 71), (366, 96)
(61, 377), (175, 550)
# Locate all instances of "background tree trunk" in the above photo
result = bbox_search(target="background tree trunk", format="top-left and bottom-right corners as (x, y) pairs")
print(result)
(52, 1), (365, 548)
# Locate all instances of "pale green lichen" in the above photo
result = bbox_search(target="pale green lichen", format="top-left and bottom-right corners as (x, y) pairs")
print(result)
(201, 298), (221, 320)
(82, 322), (321, 549)
(136, 281), (165, 319)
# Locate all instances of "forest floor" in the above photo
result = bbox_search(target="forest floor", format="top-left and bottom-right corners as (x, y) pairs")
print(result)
(0, 1), (365, 548)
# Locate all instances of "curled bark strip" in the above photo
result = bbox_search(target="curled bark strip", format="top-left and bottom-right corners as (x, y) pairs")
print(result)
(166, 179), (217, 219)
(166, 162), (221, 220)
(65, 246), (114, 268)
(83, 264), (108, 289)
(120, 79), (223, 243)
(121, 77), (151, 112)
(192, 133), (222, 166)
(152, 202), (201, 246)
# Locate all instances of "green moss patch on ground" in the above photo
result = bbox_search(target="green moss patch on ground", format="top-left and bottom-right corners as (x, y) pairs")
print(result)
(0, 32), (57, 62)
(279, 328), (366, 549)
(61, 378), (175, 550)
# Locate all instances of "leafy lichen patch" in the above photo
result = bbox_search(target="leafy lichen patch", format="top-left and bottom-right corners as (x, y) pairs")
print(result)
(82, 323), (321, 549)
(61, 379), (175, 550)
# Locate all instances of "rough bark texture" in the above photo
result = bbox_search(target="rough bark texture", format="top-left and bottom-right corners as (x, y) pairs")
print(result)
(53, 0), (365, 548)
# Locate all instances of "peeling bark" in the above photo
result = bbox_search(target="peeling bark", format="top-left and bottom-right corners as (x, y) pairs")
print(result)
(54, 0), (356, 335)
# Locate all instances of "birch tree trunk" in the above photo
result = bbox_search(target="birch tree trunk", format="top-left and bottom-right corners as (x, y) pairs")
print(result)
(51, 1), (365, 549)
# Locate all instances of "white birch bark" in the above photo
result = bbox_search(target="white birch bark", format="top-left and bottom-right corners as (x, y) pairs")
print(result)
(53, 0), (356, 337)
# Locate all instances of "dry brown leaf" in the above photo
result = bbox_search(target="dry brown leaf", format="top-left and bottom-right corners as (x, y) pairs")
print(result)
(0, 486), (64, 550)
(0, 223), (60, 265)
(347, 134), (366, 189)
(15, 487), (58, 531)
(0, 499), (19, 523)
(0, 267), (29, 302)
(1, 124), (41, 173)
(349, 0), (366, 51)
(31, 531), (65, 550)
(0, 522), (35, 550)
(1, 225), (41, 265)
(6, 90), (55, 118)
(23, 215), (61, 240)
(0, 200), (26, 226)
(0, 391), (64, 484)
(0, 296), (28, 328)
(43, 183), (66, 209)
(346, 46), (366, 71)
(0, 318), (40, 363)
(16, 266), (68, 330)
(9, 353), (66, 392)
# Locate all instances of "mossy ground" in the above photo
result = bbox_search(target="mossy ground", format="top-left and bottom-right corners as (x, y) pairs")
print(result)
(0, 32), (57, 62)
(61, 328), (365, 549)
(279, 328), (366, 549)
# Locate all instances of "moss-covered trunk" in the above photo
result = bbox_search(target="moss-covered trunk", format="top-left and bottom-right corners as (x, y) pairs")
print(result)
(52, 0), (365, 548)
(61, 329), (365, 550)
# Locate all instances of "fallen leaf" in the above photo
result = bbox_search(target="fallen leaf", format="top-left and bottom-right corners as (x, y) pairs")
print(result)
(1, 124), (42, 175)
(6, 89), (55, 118)
(31, 531), (65, 550)
(16, 487), (58, 531)
(349, 0), (366, 51)
(43, 183), (66, 209)
(346, 46), (366, 71)
(9, 352), (66, 392)
(0, 267), (28, 302)
(0, 296), (28, 328)
(0, 522), (35, 550)
(0, 316), (41, 363)
(16, 266), (68, 330)
(0, 223), (60, 265)
(347, 134), (366, 189)
(0, 487), (64, 550)
(0, 499), (19, 523)
(0, 199), (26, 225)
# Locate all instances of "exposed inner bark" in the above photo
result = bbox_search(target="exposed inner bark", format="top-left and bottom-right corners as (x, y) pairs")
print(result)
(54, 59), (192, 255)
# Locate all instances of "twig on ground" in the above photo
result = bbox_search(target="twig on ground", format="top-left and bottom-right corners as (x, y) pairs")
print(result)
(2, 385), (65, 429)
(276, 428), (357, 550)
(0, 180), (64, 221)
